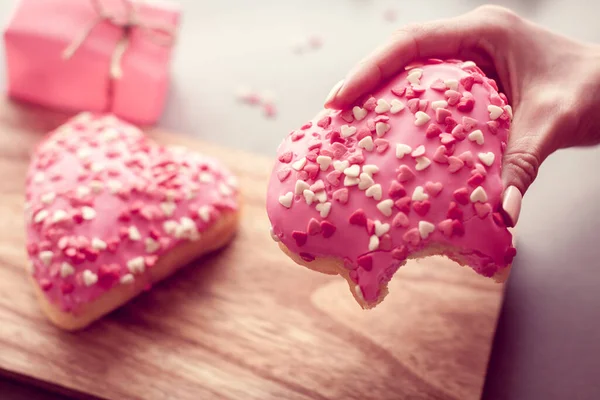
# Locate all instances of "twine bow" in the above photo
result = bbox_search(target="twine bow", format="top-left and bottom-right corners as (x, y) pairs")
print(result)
(62, 0), (176, 79)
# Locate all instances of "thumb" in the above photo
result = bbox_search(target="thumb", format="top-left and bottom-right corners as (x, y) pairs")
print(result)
(500, 98), (565, 226)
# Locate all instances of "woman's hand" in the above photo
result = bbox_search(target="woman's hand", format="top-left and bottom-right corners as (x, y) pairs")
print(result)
(324, 5), (600, 225)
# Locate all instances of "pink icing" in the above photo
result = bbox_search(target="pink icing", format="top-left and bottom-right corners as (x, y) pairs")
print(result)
(266, 60), (516, 305)
(25, 113), (239, 313)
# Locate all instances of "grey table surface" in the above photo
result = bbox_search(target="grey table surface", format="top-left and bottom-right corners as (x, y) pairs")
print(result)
(1, 0), (600, 399)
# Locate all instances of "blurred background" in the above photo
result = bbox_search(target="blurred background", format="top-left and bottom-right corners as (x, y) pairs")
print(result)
(1, 0), (600, 399)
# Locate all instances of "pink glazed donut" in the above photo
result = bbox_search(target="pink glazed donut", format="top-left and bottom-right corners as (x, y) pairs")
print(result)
(266, 59), (516, 308)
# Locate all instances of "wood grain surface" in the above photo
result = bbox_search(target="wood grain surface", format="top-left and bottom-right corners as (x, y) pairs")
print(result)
(0, 100), (504, 400)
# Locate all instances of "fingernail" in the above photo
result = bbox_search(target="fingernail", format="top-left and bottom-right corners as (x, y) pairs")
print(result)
(324, 79), (344, 107)
(502, 186), (522, 227)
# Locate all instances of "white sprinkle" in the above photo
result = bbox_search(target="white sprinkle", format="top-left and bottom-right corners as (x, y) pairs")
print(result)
(145, 237), (160, 253)
(462, 61), (477, 68)
(415, 156), (431, 171)
(107, 180), (123, 193)
(163, 220), (178, 235)
(76, 186), (91, 198)
(468, 129), (485, 145)
(358, 173), (375, 190)
(396, 143), (412, 159)
(198, 205), (212, 222)
(295, 180), (310, 195)
(353, 106), (368, 121)
(90, 162), (104, 173)
(488, 105), (504, 120)
(375, 99), (391, 114)
(343, 176), (360, 187)
(375, 122), (390, 137)
(40, 192), (56, 205)
(33, 172), (45, 184)
(52, 210), (68, 223)
(314, 190), (327, 203)
(278, 192), (293, 208)
(60, 262), (75, 278)
(39, 251), (53, 266)
(127, 257), (146, 274)
(219, 182), (233, 196)
(303, 189), (315, 205)
(418, 221), (435, 239)
(354, 285), (364, 301)
(374, 220), (390, 237)
(120, 274), (134, 284)
(365, 184), (383, 201)
(343, 164), (360, 178)
(358, 136), (374, 151)
(368, 235), (380, 251)
(82, 270), (98, 286)
(478, 152), (495, 167)
(504, 105), (513, 119)
(444, 79), (459, 90)
(128, 226), (141, 241)
(411, 145), (426, 158)
(412, 186), (429, 201)
(390, 99), (405, 114)
(89, 180), (104, 193)
(414, 111), (430, 126)
(199, 172), (214, 183)
(160, 202), (176, 217)
(431, 100), (448, 110)
(101, 128), (120, 141)
(362, 165), (379, 175)
(377, 199), (394, 217)
(81, 206), (96, 220)
(291, 157), (307, 171)
(316, 155), (332, 171)
(34, 210), (49, 224)
(316, 202), (332, 218)
(341, 125), (357, 138)
(407, 69), (422, 84)
(333, 160), (350, 172)
(91, 238), (107, 250)
(269, 226), (281, 242)
(76, 148), (91, 159)
(470, 186), (488, 203)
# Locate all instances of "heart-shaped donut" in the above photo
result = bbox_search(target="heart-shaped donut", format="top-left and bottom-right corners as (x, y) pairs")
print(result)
(25, 113), (240, 330)
(267, 59), (516, 308)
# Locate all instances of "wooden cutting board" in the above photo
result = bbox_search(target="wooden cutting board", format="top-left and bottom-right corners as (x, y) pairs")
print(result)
(0, 101), (504, 400)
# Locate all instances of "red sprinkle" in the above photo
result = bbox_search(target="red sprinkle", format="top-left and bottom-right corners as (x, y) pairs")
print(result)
(504, 247), (517, 263)
(447, 202), (464, 220)
(388, 181), (406, 199)
(292, 231), (308, 247)
(392, 212), (409, 228)
(98, 264), (121, 289)
(457, 97), (475, 112)
(453, 188), (470, 205)
(436, 108), (452, 123)
(425, 123), (442, 138)
(307, 218), (322, 236)
(317, 115), (332, 128)
(357, 254), (373, 271)
(363, 97), (377, 111)
(397, 165), (415, 182)
(320, 221), (337, 238)
(349, 209), (367, 227)
(278, 151), (293, 163)
(391, 86), (406, 97)
(394, 197), (411, 213)
(468, 173), (485, 187)
(391, 245), (408, 261)
(413, 200), (431, 216)
(379, 234), (392, 251)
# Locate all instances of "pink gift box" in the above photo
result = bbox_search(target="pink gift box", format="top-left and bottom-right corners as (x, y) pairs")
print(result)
(3, 0), (181, 125)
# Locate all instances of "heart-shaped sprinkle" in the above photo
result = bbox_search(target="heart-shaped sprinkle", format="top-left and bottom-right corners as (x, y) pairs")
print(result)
(436, 108), (452, 123)
(414, 111), (430, 126)
(292, 231), (308, 247)
(388, 181), (406, 199)
(357, 254), (373, 271)
(438, 219), (454, 237)
(344, 176), (360, 187)
(470, 186), (488, 203)
(307, 218), (322, 235)
(412, 186), (429, 201)
(488, 105), (504, 120)
(353, 106), (368, 121)
(474, 202), (492, 218)
(292, 157), (307, 171)
(411, 145), (426, 158)
(363, 96), (377, 111)
(321, 221), (337, 238)
(462, 116), (478, 131)
(478, 152), (495, 167)
(390, 99), (405, 114)
(326, 170), (342, 186)
(365, 184), (383, 201)
(473, 163), (487, 176)
(392, 212), (410, 228)
(504, 105), (513, 119)
(413, 200), (431, 216)
(415, 156), (431, 171)
(430, 79), (447, 91)
(447, 156), (464, 173)
(333, 160), (350, 171)
(403, 228), (421, 246)
(444, 89), (461, 106)
(431, 100), (448, 110)
(374, 139), (390, 153)
(407, 98), (419, 113)
(368, 235), (380, 251)
(349, 209), (367, 226)
(317, 115), (332, 128)
(394, 197), (411, 213)
(375, 99), (391, 114)
(375, 122), (391, 137)
(374, 220), (390, 237)
(279, 192), (293, 208)
(362, 165), (379, 175)
(316, 155), (332, 171)
(457, 97), (475, 112)
(407, 69), (422, 84)
(377, 199), (394, 217)
(468, 129), (484, 145)
(358, 136), (374, 151)
(341, 125), (357, 138)
(453, 188), (470, 205)
(418, 221), (435, 239)
(425, 181), (443, 197)
(332, 188), (349, 203)
(425, 123), (442, 138)
(458, 151), (474, 167)
(444, 79), (458, 90)
(303, 189), (315, 205)
(315, 202), (332, 218)
(396, 143), (412, 159)
(433, 146), (449, 164)
(468, 173), (485, 187)
(295, 180), (310, 195)
(397, 165), (415, 182)
(343, 164), (360, 177)
(358, 173), (375, 190)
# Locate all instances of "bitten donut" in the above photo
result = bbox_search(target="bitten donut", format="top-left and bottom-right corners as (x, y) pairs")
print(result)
(267, 59), (516, 308)
(25, 113), (240, 330)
